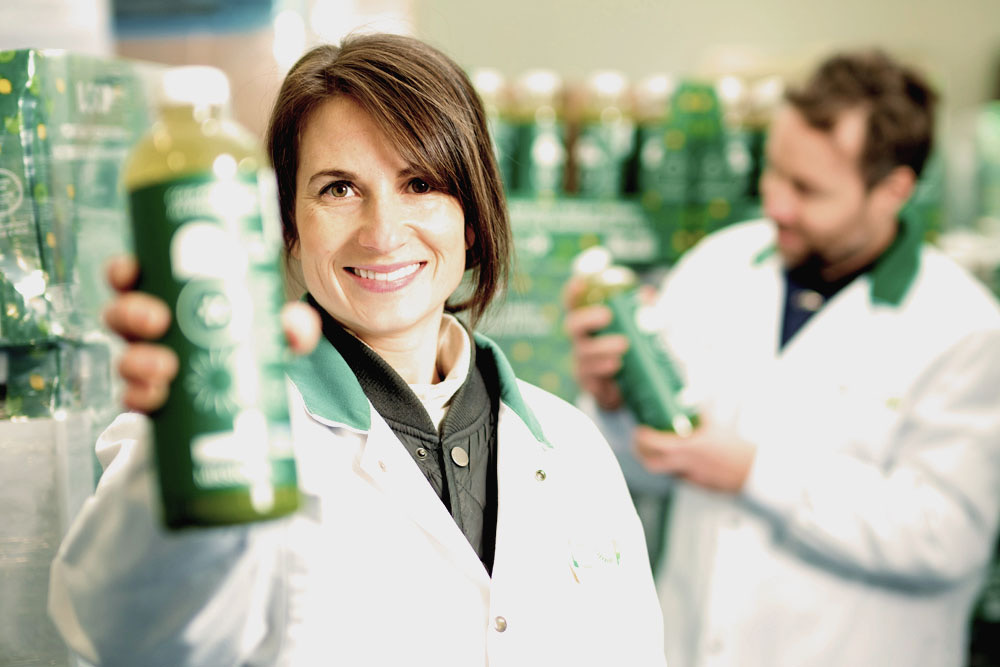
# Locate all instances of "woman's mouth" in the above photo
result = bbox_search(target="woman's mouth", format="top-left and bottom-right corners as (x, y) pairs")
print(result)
(346, 262), (424, 291)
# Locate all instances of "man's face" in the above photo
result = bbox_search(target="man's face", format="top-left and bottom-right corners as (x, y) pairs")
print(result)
(760, 105), (894, 271)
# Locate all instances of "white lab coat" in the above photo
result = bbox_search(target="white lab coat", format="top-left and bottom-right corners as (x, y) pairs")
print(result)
(49, 334), (666, 666)
(586, 219), (1000, 667)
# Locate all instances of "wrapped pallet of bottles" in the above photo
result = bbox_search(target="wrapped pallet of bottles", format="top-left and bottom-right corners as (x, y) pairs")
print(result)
(0, 48), (161, 666)
(965, 100), (1000, 667)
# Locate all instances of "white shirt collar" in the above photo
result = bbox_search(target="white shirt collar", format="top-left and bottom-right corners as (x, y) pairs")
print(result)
(408, 314), (471, 431)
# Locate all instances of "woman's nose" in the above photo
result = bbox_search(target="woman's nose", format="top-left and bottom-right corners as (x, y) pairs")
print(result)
(357, 196), (407, 253)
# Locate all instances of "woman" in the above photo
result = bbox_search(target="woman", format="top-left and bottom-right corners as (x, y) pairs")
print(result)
(48, 34), (665, 666)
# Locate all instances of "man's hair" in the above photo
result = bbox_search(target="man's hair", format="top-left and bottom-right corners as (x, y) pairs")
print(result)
(266, 33), (511, 327)
(785, 50), (938, 189)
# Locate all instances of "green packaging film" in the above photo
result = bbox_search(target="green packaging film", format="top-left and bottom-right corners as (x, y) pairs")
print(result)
(0, 49), (161, 346)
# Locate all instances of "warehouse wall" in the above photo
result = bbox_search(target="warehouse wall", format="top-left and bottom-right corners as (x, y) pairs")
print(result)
(415, 0), (1000, 112)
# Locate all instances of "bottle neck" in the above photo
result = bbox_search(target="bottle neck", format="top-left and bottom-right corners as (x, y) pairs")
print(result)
(159, 102), (225, 125)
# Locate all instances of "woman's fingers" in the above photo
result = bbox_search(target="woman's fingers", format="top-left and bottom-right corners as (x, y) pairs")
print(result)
(103, 292), (172, 341)
(117, 343), (179, 412)
(281, 301), (322, 355)
(106, 255), (140, 293)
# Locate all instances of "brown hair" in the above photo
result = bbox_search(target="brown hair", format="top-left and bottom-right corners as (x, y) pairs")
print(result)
(266, 33), (511, 327)
(785, 50), (938, 189)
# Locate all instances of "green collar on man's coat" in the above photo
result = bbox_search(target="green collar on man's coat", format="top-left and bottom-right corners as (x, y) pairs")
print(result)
(752, 212), (922, 306)
(286, 316), (551, 446)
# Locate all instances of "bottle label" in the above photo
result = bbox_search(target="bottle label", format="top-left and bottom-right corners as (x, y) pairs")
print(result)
(575, 119), (635, 198)
(129, 171), (296, 514)
(515, 121), (565, 196)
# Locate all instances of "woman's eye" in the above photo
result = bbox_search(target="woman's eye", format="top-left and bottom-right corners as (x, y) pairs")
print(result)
(408, 178), (431, 194)
(323, 182), (354, 198)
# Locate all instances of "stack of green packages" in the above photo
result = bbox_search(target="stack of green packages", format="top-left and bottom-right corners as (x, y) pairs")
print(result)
(976, 102), (1000, 229)
(967, 102), (1000, 667)
(573, 70), (635, 199)
(481, 196), (658, 402)
(974, 102), (1000, 299)
(471, 68), (519, 194)
(0, 49), (161, 417)
(631, 73), (676, 200)
(508, 69), (567, 198)
(639, 79), (757, 266)
(0, 49), (163, 667)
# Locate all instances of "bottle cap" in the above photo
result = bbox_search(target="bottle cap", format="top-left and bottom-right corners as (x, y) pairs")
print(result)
(471, 68), (508, 116)
(571, 245), (613, 276)
(634, 73), (676, 122)
(513, 69), (564, 119)
(160, 65), (231, 107)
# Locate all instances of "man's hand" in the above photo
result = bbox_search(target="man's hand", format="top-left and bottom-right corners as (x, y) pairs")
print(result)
(563, 276), (627, 411)
(634, 424), (757, 493)
(103, 255), (321, 413)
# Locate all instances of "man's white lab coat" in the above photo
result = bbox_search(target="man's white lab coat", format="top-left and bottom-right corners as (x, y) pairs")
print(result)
(587, 219), (1000, 667)
(49, 334), (667, 666)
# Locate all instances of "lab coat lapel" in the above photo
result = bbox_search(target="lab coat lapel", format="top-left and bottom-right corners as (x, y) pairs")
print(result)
(778, 277), (872, 369)
(491, 403), (554, 569)
(749, 256), (786, 363)
(357, 407), (490, 586)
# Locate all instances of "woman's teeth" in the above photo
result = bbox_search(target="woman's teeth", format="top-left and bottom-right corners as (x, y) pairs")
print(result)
(352, 264), (420, 281)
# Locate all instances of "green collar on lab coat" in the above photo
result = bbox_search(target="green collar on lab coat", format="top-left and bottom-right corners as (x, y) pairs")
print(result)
(752, 213), (922, 307)
(286, 308), (550, 446)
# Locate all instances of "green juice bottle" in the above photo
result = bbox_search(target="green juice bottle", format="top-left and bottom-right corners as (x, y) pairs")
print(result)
(571, 246), (698, 436)
(124, 66), (298, 529)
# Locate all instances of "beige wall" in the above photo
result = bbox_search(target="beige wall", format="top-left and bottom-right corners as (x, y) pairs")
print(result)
(110, 0), (1000, 134)
(414, 0), (1000, 113)
(116, 30), (286, 139)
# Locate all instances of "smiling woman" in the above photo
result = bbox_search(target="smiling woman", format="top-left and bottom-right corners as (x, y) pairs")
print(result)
(47, 32), (667, 666)
(290, 95), (471, 382)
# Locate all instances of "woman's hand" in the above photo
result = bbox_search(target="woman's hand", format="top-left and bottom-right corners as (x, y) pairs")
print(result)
(102, 256), (321, 413)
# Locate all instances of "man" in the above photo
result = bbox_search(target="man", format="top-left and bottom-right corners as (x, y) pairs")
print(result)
(566, 50), (1000, 667)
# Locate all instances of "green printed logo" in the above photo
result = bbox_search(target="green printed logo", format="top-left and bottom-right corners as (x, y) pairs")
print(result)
(176, 279), (251, 348)
(0, 167), (24, 215)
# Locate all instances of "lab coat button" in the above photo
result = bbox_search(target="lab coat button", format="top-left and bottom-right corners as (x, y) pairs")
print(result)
(535, 469), (546, 481)
(451, 446), (469, 467)
(494, 616), (507, 632)
(378, 460), (387, 472)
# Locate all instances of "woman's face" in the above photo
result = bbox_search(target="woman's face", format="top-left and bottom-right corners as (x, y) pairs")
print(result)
(293, 96), (470, 348)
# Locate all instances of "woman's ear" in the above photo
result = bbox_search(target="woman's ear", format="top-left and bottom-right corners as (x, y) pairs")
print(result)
(465, 225), (475, 250)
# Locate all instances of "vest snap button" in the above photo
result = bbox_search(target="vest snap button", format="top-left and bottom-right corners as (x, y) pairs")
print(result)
(450, 446), (469, 467)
